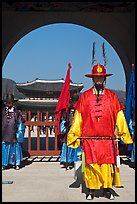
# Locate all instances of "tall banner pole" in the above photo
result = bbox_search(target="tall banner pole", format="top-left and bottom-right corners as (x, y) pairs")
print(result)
(65, 110), (69, 170)
(65, 63), (72, 170)
(55, 63), (72, 170)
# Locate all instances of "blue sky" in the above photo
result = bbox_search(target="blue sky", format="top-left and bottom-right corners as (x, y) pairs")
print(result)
(2, 23), (126, 91)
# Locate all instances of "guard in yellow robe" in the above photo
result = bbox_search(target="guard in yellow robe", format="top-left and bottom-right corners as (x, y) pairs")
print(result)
(67, 64), (133, 200)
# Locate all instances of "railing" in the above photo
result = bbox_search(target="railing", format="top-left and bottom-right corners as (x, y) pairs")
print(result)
(23, 111), (61, 157)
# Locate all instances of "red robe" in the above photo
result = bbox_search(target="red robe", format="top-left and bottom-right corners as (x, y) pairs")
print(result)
(74, 87), (124, 165)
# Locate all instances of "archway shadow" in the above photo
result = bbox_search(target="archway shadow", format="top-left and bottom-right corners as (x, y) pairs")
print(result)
(69, 163), (120, 198)
(19, 157), (33, 169)
(2, 158), (32, 170)
(19, 150), (60, 170)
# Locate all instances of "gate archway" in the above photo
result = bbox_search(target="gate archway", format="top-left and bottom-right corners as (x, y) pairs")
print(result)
(2, 2), (135, 91)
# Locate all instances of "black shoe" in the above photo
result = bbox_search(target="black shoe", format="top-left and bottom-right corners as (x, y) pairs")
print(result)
(15, 165), (20, 170)
(2, 166), (5, 170)
(60, 162), (66, 168)
(103, 191), (115, 200)
(68, 162), (74, 169)
(86, 193), (94, 200)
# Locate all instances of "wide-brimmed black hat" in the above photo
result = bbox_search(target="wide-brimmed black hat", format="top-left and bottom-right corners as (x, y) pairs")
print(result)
(5, 93), (18, 103)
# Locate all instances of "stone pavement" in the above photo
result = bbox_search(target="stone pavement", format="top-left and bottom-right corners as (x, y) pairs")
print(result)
(2, 156), (135, 202)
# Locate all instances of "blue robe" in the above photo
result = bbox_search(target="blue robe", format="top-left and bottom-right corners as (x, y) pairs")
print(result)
(59, 119), (81, 164)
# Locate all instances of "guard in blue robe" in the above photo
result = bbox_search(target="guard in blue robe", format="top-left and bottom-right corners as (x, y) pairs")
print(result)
(59, 109), (82, 169)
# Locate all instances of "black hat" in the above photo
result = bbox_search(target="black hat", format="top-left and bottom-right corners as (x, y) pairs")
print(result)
(6, 93), (15, 102)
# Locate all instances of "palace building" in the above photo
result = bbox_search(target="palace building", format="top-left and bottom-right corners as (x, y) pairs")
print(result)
(15, 79), (84, 115)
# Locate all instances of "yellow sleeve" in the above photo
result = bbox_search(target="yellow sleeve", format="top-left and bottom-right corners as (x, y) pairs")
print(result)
(116, 110), (133, 144)
(67, 110), (82, 148)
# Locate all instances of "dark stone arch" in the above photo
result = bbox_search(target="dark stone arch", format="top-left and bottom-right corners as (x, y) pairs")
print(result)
(2, 2), (135, 92)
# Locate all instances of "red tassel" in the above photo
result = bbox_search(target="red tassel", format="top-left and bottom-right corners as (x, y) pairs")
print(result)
(12, 153), (15, 162)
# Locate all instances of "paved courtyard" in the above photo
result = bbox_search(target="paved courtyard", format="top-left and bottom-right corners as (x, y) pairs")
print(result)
(2, 156), (135, 202)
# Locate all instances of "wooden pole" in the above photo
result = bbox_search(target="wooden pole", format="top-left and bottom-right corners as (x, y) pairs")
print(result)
(65, 110), (69, 170)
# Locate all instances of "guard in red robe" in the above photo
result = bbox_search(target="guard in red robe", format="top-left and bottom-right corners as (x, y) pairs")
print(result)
(67, 64), (133, 200)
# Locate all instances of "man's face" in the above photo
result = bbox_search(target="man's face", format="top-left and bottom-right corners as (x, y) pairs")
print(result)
(93, 76), (105, 84)
(7, 100), (13, 108)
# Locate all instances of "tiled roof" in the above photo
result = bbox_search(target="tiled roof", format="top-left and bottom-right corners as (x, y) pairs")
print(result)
(16, 79), (84, 92)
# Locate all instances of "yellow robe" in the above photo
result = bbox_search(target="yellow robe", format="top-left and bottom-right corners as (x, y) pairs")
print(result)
(67, 110), (133, 189)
